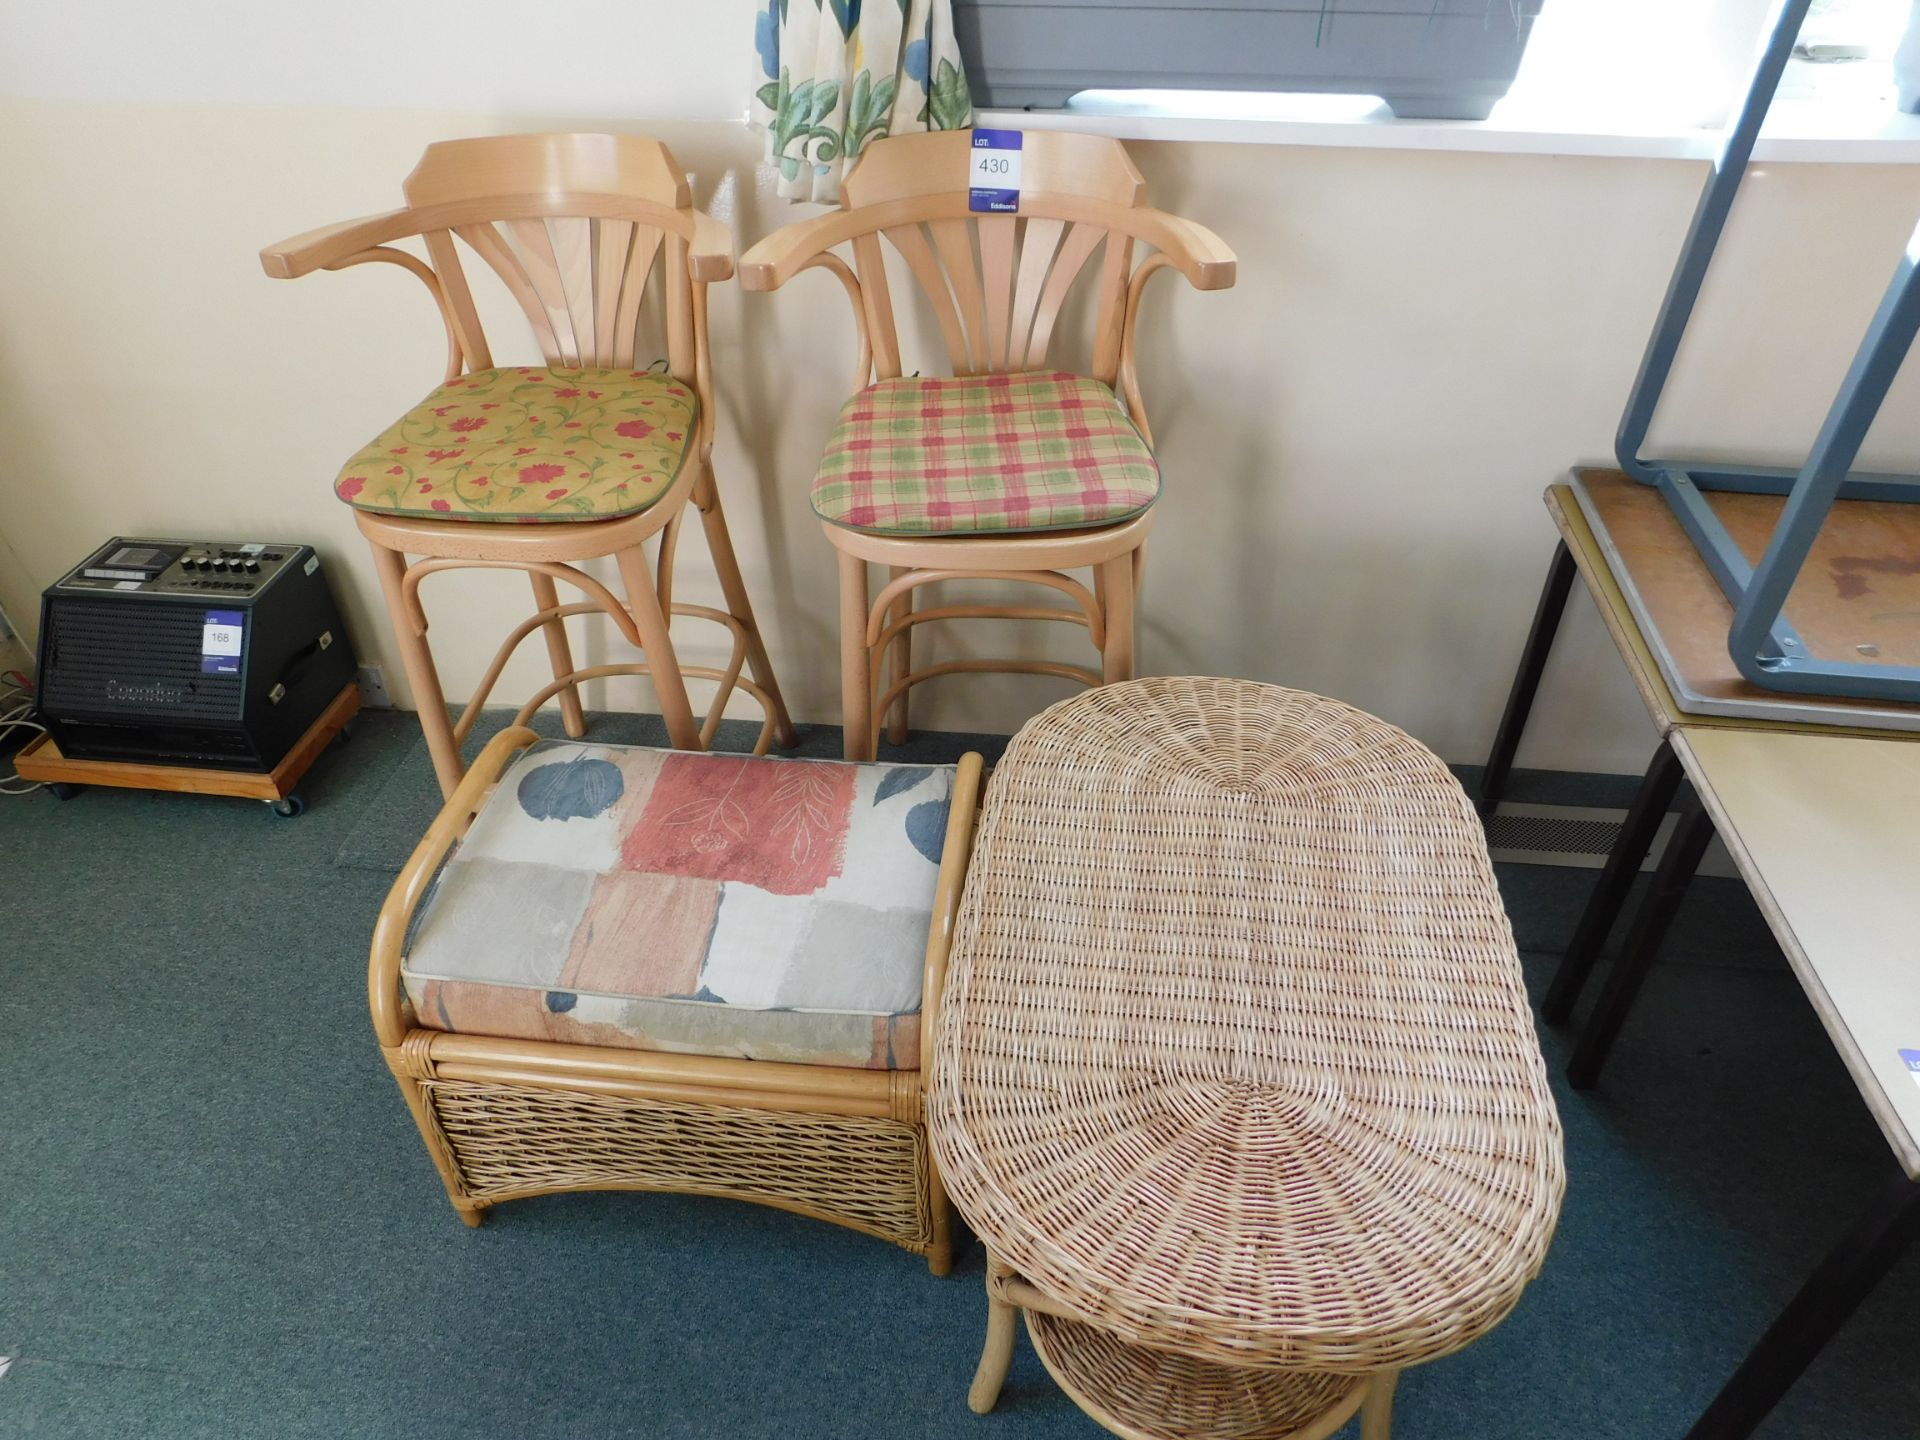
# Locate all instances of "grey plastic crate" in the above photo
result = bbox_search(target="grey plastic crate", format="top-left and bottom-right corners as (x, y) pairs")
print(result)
(953, 0), (1548, 121)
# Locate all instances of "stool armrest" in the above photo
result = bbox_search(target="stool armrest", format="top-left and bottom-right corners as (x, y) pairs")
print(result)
(1126, 209), (1237, 291)
(368, 726), (541, 1048)
(919, 753), (986, 1080)
(738, 209), (867, 292)
(687, 209), (736, 283)
(261, 208), (425, 279)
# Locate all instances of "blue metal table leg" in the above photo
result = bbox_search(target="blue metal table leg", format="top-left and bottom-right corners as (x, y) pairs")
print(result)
(1608, 0), (1920, 706)
(1614, 0), (1812, 488)
(1727, 232), (1920, 702)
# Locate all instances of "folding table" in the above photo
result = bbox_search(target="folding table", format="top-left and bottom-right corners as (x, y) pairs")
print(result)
(1483, 481), (1920, 1438)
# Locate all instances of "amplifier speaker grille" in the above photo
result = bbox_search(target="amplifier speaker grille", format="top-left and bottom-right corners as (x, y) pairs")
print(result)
(42, 598), (243, 722)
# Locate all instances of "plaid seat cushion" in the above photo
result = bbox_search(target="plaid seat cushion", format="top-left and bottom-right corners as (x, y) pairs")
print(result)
(401, 741), (956, 1070)
(810, 371), (1159, 536)
(334, 366), (697, 522)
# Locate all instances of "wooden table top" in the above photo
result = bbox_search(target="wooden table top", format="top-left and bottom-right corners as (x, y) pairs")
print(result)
(1672, 726), (1920, 1179)
(1546, 479), (1920, 741)
(1559, 471), (1920, 734)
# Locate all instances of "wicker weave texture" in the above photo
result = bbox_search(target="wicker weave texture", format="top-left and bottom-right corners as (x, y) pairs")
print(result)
(930, 678), (1565, 1371)
(425, 1078), (933, 1250)
(1027, 1312), (1366, 1440)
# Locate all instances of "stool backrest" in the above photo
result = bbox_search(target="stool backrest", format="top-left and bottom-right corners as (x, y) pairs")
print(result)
(398, 134), (708, 382)
(838, 130), (1147, 385)
(740, 130), (1234, 440)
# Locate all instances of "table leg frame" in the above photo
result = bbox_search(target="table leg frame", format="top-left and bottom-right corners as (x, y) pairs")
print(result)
(968, 1285), (1018, 1414)
(1541, 739), (1687, 1025)
(1360, 1369), (1399, 1440)
(968, 1255), (1403, 1439)
(1566, 797), (1714, 1089)
(1479, 540), (1576, 818)
(1683, 1170), (1920, 1440)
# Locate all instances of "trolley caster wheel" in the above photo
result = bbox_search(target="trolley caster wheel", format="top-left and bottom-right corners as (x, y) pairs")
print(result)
(269, 794), (306, 819)
(49, 782), (83, 801)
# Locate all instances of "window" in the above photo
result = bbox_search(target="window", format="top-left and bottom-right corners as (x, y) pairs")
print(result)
(1507, 0), (1911, 128)
(990, 0), (1918, 140)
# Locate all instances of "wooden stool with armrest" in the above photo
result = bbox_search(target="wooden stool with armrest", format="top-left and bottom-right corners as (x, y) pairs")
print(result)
(740, 130), (1235, 760)
(262, 133), (794, 798)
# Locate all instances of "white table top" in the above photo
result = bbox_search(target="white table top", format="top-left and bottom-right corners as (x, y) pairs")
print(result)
(1673, 727), (1920, 1179)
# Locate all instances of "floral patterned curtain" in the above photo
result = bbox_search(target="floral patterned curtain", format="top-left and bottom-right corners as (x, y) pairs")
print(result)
(752, 0), (974, 204)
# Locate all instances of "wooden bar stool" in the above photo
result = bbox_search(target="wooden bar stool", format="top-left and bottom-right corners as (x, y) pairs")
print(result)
(263, 134), (795, 798)
(740, 131), (1234, 760)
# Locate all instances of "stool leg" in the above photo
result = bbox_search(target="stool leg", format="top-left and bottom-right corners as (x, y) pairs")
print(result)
(1100, 552), (1137, 684)
(528, 571), (586, 739)
(370, 542), (463, 799)
(697, 487), (798, 747)
(1360, 1370), (1399, 1440)
(382, 1051), (488, 1229)
(968, 1290), (1018, 1414)
(838, 549), (875, 761)
(614, 546), (702, 751)
(1567, 798), (1714, 1089)
(885, 564), (912, 746)
(926, 1150), (955, 1278)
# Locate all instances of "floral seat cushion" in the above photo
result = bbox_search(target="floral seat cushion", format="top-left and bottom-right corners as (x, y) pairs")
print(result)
(335, 366), (698, 522)
(810, 371), (1159, 536)
(402, 741), (956, 1070)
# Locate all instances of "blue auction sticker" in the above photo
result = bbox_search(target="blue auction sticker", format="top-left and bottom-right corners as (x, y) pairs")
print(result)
(202, 609), (244, 675)
(969, 129), (1023, 214)
(1903, 1049), (1920, 1092)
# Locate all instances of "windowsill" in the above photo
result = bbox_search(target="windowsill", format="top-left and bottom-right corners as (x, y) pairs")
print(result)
(977, 59), (1920, 164)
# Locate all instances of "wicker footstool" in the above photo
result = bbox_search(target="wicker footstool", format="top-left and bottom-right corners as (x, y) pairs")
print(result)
(371, 726), (984, 1271)
(929, 678), (1565, 1438)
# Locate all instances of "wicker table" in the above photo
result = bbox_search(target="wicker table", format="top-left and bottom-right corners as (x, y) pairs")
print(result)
(929, 678), (1566, 1440)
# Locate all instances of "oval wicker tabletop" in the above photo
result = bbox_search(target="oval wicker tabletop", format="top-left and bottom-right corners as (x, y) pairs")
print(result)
(929, 678), (1565, 1373)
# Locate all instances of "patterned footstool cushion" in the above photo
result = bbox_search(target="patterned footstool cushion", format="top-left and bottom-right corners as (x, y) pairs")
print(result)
(402, 742), (956, 1069)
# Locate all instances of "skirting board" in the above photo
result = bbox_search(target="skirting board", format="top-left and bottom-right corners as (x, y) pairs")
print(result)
(1486, 801), (1735, 878)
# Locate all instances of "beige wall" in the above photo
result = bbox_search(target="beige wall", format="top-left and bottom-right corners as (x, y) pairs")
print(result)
(1, 91), (1916, 774)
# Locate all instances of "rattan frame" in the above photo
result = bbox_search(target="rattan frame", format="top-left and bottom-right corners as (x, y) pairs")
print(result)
(369, 725), (985, 1273)
(930, 678), (1566, 1437)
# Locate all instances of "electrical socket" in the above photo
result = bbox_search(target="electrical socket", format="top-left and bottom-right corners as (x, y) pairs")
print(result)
(356, 665), (392, 708)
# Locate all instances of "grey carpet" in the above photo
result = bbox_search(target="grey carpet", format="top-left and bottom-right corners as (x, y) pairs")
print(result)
(0, 709), (1913, 1438)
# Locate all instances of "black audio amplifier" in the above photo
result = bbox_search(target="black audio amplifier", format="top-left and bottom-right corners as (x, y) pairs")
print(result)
(35, 537), (357, 770)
